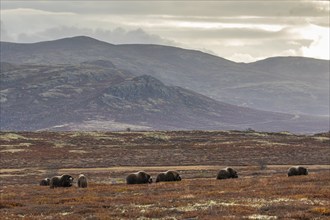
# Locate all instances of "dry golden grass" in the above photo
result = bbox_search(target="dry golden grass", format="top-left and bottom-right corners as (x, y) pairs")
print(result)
(0, 130), (329, 219)
(1, 173), (329, 219)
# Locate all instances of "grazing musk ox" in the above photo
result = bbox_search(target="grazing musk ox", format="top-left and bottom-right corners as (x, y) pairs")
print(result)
(39, 178), (50, 186)
(156, 170), (181, 182)
(216, 167), (238, 180)
(50, 174), (74, 188)
(77, 174), (88, 188)
(126, 171), (153, 184)
(288, 166), (308, 177)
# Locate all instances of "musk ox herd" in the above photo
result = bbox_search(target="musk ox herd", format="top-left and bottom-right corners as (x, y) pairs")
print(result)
(40, 166), (309, 188)
(40, 174), (84, 188)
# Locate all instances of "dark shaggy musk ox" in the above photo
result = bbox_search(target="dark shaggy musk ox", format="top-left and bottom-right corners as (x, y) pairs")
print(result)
(50, 174), (74, 188)
(288, 166), (308, 177)
(156, 170), (181, 182)
(126, 171), (153, 184)
(77, 174), (88, 188)
(216, 167), (238, 180)
(39, 178), (50, 186)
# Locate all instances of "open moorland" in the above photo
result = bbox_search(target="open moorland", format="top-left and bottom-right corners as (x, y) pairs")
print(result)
(0, 130), (330, 219)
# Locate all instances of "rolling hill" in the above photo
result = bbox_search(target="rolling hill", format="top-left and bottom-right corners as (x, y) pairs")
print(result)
(0, 61), (328, 133)
(1, 36), (329, 116)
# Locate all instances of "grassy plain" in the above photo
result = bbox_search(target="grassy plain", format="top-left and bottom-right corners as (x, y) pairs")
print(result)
(0, 130), (329, 219)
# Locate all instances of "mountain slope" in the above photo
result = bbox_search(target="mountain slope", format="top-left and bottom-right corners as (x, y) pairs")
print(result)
(1, 62), (328, 132)
(1, 36), (328, 116)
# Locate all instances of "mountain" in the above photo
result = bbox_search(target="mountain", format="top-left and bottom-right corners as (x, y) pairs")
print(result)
(1, 36), (329, 116)
(1, 62), (328, 132)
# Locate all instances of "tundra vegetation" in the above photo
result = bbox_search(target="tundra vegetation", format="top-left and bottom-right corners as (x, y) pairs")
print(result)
(0, 130), (329, 219)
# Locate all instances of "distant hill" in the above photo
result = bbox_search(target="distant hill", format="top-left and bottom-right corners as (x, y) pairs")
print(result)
(0, 62), (328, 133)
(1, 36), (329, 116)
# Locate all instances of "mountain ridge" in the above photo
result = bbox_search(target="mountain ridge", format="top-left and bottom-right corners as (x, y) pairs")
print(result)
(1, 36), (329, 117)
(2, 36), (329, 64)
(1, 61), (328, 133)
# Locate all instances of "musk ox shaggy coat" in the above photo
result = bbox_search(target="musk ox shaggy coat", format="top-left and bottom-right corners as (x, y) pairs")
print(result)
(216, 167), (238, 180)
(156, 170), (181, 182)
(39, 178), (50, 186)
(50, 174), (74, 188)
(77, 174), (88, 188)
(126, 171), (152, 184)
(288, 166), (308, 177)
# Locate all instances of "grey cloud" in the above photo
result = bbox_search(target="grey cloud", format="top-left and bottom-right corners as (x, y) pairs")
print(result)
(1, 1), (328, 62)
(15, 25), (177, 46)
(94, 27), (176, 45)
(0, 20), (13, 42)
(307, 17), (330, 28)
(2, 1), (328, 17)
(218, 38), (310, 58)
(165, 28), (292, 40)
(289, 2), (329, 17)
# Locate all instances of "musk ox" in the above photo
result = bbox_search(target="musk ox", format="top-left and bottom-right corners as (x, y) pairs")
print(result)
(288, 166), (308, 177)
(50, 174), (74, 188)
(156, 170), (181, 182)
(77, 174), (88, 188)
(39, 178), (50, 186)
(216, 167), (238, 180)
(126, 171), (152, 184)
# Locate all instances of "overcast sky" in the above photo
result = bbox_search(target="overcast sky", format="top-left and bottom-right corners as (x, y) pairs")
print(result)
(1, 0), (329, 62)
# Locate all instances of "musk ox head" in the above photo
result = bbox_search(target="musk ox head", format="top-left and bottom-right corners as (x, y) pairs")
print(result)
(226, 167), (238, 178)
(78, 174), (88, 188)
(156, 170), (181, 182)
(288, 166), (308, 177)
(126, 171), (152, 184)
(39, 178), (50, 186)
(50, 174), (74, 188)
(216, 167), (238, 180)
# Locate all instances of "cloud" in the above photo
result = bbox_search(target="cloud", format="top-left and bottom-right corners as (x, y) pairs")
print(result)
(95, 27), (176, 45)
(301, 29), (330, 60)
(15, 25), (176, 46)
(228, 53), (256, 63)
(0, 20), (13, 42)
(2, 1), (328, 17)
(162, 27), (290, 40)
(1, 1), (329, 62)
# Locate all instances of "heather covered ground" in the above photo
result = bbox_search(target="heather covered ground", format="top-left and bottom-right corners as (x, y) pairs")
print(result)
(1, 130), (329, 219)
